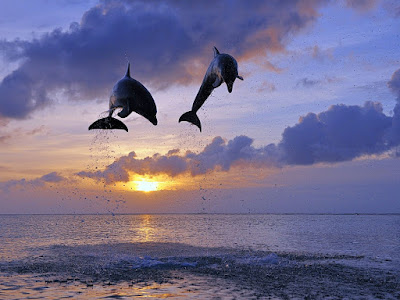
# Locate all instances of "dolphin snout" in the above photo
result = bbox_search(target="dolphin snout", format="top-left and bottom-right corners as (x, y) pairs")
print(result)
(149, 116), (158, 125)
(227, 83), (233, 93)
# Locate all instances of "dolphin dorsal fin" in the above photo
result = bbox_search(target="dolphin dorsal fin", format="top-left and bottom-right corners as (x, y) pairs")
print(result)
(213, 46), (220, 57)
(125, 62), (131, 78)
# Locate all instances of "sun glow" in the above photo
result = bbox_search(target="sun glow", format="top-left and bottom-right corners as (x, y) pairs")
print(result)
(134, 180), (159, 192)
(125, 175), (178, 192)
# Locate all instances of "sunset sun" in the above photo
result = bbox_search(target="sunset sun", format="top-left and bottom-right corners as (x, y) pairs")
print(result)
(134, 180), (159, 192)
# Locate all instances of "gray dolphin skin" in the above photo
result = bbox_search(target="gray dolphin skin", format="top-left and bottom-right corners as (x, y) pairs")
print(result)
(88, 63), (157, 132)
(179, 46), (243, 132)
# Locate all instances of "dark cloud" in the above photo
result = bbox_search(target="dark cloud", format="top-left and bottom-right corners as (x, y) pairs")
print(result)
(388, 68), (400, 98)
(387, 68), (400, 144)
(279, 101), (392, 165)
(0, 0), (327, 120)
(0, 69), (50, 119)
(0, 172), (66, 192)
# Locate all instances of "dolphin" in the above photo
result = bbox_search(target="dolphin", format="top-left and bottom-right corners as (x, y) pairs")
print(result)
(179, 46), (243, 132)
(89, 63), (157, 132)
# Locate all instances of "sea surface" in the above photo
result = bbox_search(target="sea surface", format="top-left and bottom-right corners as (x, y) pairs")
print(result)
(0, 214), (399, 299)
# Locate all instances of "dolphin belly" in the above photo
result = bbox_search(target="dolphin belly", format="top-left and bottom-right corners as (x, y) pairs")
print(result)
(127, 79), (158, 125)
(109, 67), (157, 125)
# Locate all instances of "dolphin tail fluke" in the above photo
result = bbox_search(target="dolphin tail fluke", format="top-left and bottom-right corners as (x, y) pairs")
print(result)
(88, 117), (128, 132)
(179, 111), (202, 132)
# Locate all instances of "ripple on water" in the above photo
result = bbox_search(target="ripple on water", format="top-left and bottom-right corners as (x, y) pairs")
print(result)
(0, 241), (399, 299)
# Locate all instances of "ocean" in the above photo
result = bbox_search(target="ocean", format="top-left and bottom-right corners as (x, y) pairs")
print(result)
(0, 214), (399, 299)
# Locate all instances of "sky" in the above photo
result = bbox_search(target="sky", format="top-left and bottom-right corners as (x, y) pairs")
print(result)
(0, 0), (399, 214)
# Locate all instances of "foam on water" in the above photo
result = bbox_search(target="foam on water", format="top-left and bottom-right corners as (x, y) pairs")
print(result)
(1, 241), (399, 299)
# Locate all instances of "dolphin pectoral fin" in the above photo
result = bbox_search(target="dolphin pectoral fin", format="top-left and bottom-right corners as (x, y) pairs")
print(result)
(88, 117), (128, 132)
(212, 77), (222, 88)
(145, 115), (158, 126)
(117, 106), (130, 118)
(237, 75), (244, 80)
(179, 111), (202, 132)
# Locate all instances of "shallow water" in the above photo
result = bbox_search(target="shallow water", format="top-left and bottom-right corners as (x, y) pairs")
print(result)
(0, 214), (399, 299)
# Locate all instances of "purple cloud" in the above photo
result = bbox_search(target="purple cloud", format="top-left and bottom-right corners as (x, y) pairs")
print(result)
(0, 172), (66, 192)
(0, 0), (327, 121)
(39, 172), (65, 183)
(388, 68), (400, 98)
(77, 135), (282, 184)
(387, 68), (400, 144)
(279, 101), (392, 165)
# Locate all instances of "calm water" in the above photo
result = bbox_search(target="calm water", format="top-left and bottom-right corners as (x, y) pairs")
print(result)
(0, 214), (399, 299)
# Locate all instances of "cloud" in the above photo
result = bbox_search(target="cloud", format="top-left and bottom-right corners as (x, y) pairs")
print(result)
(311, 45), (333, 61)
(0, 125), (49, 144)
(279, 101), (392, 165)
(383, 2), (400, 18)
(388, 68), (400, 98)
(257, 80), (276, 93)
(0, 133), (11, 143)
(387, 68), (400, 144)
(39, 172), (65, 183)
(296, 76), (340, 88)
(261, 61), (284, 73)
(0, 172), (66, 192)
(78, 99), (400, 183)
(77, 135), (282, 184)
(345, 0), (379, 12)
(0, 0), (327, 121)
(297, 77), (321, 87)
(26, 125), (49, 136)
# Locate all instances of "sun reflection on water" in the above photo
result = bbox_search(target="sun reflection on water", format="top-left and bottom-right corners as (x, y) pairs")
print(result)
(137, 215), (155, 242)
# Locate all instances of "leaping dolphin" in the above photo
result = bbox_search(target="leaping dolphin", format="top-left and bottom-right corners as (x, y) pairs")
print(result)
(89, 63), (157, 132)
(179, 46), (243, 132)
